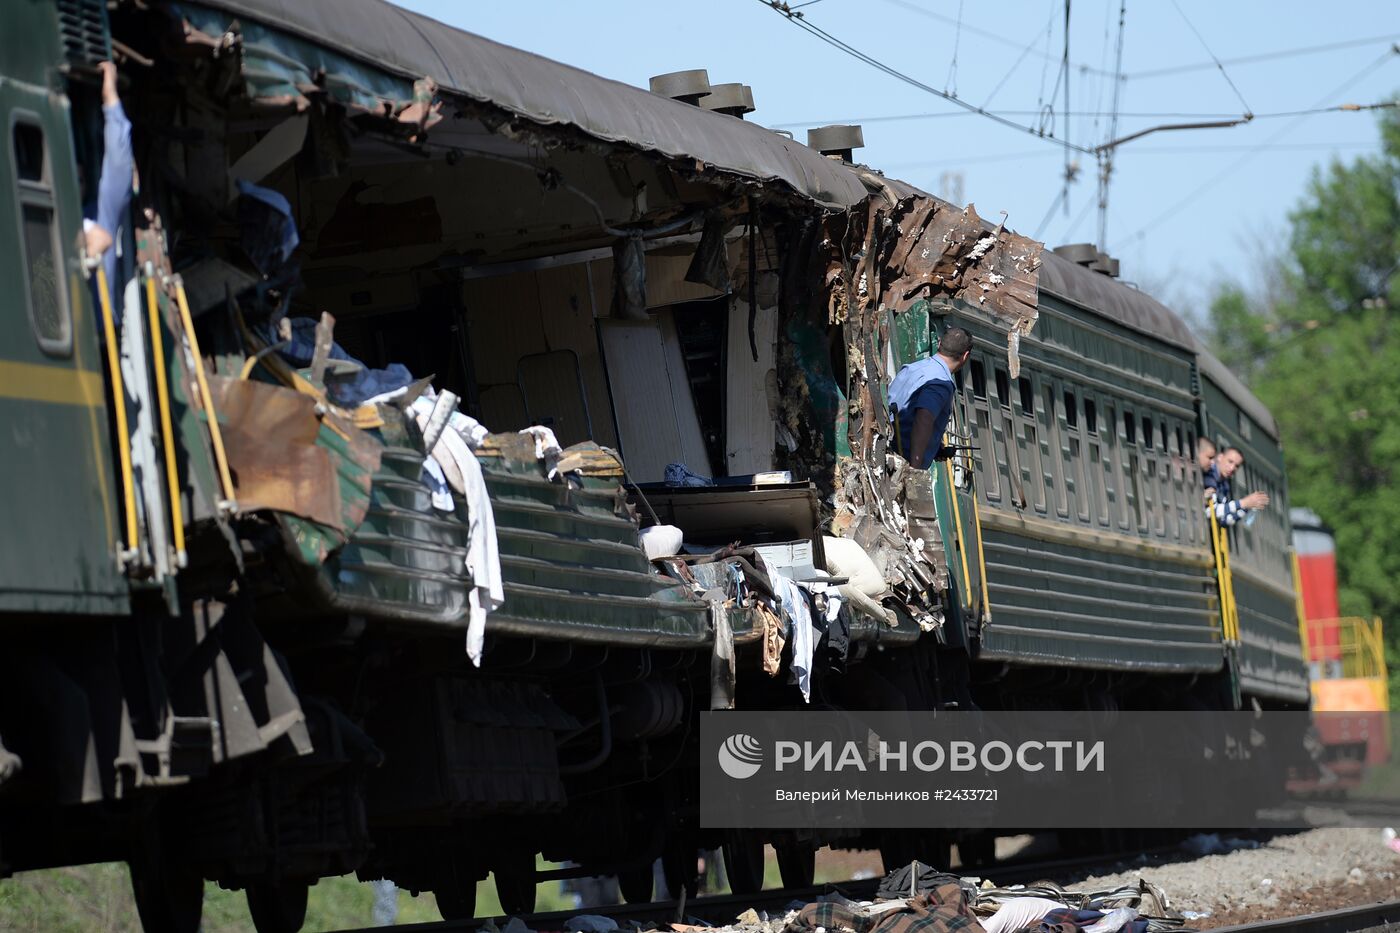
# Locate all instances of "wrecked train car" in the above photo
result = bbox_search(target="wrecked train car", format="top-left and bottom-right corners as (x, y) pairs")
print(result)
(0, 0), (1306, 930)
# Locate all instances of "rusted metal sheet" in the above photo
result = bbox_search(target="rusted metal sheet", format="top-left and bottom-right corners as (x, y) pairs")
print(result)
(209, 375), (343, 528)
(814, 194), (1044, 628)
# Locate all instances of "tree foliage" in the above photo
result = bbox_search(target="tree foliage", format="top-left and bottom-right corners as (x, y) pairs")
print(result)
(1206, 107), (1400, 700)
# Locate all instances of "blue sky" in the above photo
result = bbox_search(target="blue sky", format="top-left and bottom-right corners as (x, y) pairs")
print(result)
(395, 0), (1398, 318)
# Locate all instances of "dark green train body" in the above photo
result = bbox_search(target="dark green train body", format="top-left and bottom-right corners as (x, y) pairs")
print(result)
(0, 1), (1309, 929)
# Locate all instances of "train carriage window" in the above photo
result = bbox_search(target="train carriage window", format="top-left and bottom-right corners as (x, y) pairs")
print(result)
(1085, 398), (1098, 435)
(994, 368), (1010, 407)
(1044, 385), (1069, 517)
(1238, 409), (1253, 441)
(970, 359), (987, 399)
(1064, 391), (1078, 428)
(1018, 376), (1033, 416)
(12, 119), (72, 356)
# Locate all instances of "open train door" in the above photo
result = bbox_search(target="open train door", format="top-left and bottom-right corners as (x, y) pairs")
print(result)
(939, 389), (990, 633)
(890, 305), (988, 637)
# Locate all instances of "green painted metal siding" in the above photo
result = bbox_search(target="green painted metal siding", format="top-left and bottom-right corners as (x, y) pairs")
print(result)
(1199, 371), (1307, 703)
(481, 453), (710, 648)
(947, 295), (1221, 672)
(0, 3), (128, 614)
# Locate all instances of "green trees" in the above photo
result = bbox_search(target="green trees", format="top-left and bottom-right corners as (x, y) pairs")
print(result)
(1205, 107), (1400, 702)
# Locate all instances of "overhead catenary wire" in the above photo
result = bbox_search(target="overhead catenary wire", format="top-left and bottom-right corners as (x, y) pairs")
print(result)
(980, 4), (1058, 110)
(872, 0), (1119, 78)
(1166, 0), (1252, 116)
(769, 101), (1396, 130)
(1116, 49), (1398, 249)
(876, 141), (1383, 173)
(1127, 32), (1400, 79)
(1097, 0), (1129, 248)
(756, 0), (1098, 155)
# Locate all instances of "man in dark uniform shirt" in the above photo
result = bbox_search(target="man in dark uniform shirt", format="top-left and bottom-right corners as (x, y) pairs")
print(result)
(888, 327), (973, 468)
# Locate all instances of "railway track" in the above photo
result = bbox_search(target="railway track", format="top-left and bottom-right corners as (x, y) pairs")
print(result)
(1211, 899), (1400, 931)
(332, 846), (1200, 933)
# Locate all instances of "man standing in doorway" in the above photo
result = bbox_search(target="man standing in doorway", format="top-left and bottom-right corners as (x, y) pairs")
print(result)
(889, 326), (973, 469)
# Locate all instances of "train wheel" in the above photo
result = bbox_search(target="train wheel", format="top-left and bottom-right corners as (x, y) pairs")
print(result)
(434, 854), (482, 920)
(956, 832), (995, 869)
(246, 879), (309, 933)
(494, 850), (537, 916)
(775, 843), (815, 888)
(434, 883), (477, 921)
(722, 831), (765, 894)
(880, 831), (951, 872)
(128, 851), (204, 933)
(617, 865), (654, 903)
(661, 846), (699, 901)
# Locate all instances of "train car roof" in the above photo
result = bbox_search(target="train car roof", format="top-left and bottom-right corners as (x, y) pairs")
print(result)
(864, 170), (1279, 439)
(180, 0), (1279, 441)
(179, 0), (869, 210)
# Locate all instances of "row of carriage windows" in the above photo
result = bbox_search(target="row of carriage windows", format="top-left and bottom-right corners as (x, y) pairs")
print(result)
(956, 354), (1286, 571)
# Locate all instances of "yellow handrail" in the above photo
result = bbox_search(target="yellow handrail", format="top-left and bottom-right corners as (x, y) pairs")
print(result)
(968, 472), (992, 624)
(172, 276), (237, 514)
(144, 266), (186, 568)
(1289, 549), (1310, 667)
(95, 266), (138, 561)
(1208, 505), (1238, 642)
(943, 457), (974, 610)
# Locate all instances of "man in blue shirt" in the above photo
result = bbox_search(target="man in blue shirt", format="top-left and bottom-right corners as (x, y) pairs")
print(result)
(888, 326), (973, 468)
(82, 61), (133, 313)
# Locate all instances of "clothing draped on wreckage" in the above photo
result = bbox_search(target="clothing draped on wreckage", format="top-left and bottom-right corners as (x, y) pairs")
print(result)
(409, 396), (503, 667)
(786, 880), (984, 933)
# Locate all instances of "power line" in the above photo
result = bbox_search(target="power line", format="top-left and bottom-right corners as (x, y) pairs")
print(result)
(1127, 32), (1400, 79)
(1166, 0), (1252, 115)
(767, 102), (1395, 130)
(755, 0), (1098, 155)
(877, 140), (1382, 172)
(945, 0), (965, 96)
(872, 0), (1119, 78)
(981, 3), (1058, 110)
(1098, 0), (1129, 248)
(1115, 50), (1398, 249)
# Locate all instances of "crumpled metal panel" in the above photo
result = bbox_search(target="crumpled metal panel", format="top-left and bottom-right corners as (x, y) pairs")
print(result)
(864, 197), (1042, 377)
(478, 440), (712, 647)
(817, 194), (1044, 629)
(176, 0), (870, 208)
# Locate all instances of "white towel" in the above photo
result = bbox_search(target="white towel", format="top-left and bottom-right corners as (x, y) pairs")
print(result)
(409, 397), (503, 666)
(770, 572), (815, 703)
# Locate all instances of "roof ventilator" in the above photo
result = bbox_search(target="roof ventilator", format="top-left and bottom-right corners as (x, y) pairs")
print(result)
(1054, 242), (1120, 278)
(808, 124), (864, 162)
(701, 83), (756, 119)
(649, 70), (712, 106)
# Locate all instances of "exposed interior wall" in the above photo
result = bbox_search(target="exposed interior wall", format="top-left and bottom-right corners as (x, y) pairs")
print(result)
(461, 249), (747, 477)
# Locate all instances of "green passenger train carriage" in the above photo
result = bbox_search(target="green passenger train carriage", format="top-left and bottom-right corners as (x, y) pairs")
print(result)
(920, 247), (1308, 707)
(0, 0), (1312, 930)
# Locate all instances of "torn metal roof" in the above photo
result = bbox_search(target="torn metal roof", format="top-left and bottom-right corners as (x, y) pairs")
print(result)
(176, 0), (869, 209)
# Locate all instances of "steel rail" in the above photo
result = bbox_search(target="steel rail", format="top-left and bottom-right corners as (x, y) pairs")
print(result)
(1210, 899), (1400, 932)
(331, 845), (1194, 933)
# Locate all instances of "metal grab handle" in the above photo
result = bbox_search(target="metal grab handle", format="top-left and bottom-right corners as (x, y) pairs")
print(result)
(95, 265), (139, 565)
(144, 265), (187, 569)
(172, 276), (237, 515)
